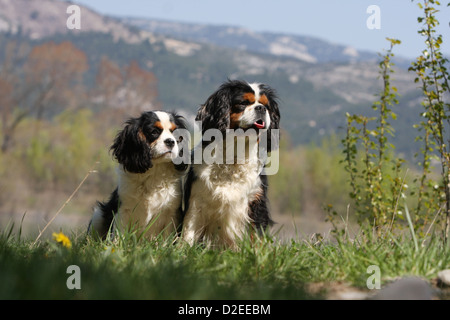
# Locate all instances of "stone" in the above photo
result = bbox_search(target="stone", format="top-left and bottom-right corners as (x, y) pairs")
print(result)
(371, 277), (435, 300)
(437, 270), (450, 286)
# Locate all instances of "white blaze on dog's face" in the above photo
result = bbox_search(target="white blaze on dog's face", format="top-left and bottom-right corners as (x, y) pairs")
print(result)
(111, 110), (187, 174)
(149, 111), (179, 161)
(230, 83), (271, 131)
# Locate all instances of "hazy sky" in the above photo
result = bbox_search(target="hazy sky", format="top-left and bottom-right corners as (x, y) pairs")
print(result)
(71, 0), (450, 59)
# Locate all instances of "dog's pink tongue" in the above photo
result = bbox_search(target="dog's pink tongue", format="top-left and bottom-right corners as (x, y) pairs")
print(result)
(254, 121), (265, 129)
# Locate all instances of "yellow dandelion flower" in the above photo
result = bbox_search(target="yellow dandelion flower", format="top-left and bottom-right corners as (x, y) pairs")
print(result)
(52, 231), (72, 249)
(104, 246), (115, 253)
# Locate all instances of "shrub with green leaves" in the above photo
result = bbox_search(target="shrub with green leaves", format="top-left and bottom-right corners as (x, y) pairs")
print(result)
(409, 0), (450, 243)
(337, 38), (405, 234)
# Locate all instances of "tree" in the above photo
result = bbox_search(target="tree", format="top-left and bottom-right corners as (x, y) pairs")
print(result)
(94, 56), (124, 108)
(123, 60), (159, 113)
(0, 41), (88, 153)
(0, 40), (30, 152)
(93, 57), (159, 119)
(24, 41), (88, 118)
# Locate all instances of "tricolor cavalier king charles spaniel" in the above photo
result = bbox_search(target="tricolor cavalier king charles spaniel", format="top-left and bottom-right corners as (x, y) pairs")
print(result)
(182, 80), (280, 248)
(89, 111), (188, 240)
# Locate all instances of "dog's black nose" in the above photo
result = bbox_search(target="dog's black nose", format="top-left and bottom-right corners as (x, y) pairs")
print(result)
(164, 138), (175, 149)
(255, 104), (265, 112)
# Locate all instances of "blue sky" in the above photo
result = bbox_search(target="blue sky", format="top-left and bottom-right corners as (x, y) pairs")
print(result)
(71, 0), (450, 58)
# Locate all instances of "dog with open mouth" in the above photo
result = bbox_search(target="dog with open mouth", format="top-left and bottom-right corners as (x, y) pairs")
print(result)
(182, 80), (280, 248)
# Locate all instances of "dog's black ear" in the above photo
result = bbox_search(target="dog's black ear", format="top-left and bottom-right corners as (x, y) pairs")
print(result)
(196, 84), (233, 135)
(173, 113), (188, 131)
(111, 117), (152, 173)
(261, 85), (280, 152)
(171, 113), (190, 172)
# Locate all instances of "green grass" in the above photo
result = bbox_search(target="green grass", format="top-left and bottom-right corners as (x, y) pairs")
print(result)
(0, 226), (449, 299)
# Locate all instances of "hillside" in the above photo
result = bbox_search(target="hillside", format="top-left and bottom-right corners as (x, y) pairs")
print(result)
(0, 0), (144, 41)
(0, 0), (423, 151)
(121, 17), (380, 64)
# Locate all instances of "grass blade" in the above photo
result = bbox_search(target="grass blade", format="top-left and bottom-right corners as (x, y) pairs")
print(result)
(404, 201), (419, 253)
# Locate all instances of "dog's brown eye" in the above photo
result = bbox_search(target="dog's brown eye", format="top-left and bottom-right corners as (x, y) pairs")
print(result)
(233, 104), (246, 112)
(150, 128), (161, 136)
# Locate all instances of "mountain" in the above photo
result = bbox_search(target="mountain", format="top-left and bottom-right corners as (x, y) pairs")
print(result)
(0, 0), (206, 56)
(121, 17), (380, 64)
(0, 0), (141, 41)
(0, 0), (424, 153)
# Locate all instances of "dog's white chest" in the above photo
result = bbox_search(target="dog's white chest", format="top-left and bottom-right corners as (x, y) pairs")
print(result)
(184, 161), (262, 247)
(117, 164), (181, 234)
(199, 162), (260, 203)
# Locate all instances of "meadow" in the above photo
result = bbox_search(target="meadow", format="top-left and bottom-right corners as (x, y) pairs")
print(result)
(1, 0), (449, 300)
(1, 222), (449, 299)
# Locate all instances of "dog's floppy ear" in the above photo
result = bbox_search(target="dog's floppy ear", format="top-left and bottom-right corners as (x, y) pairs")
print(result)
(171, 113), (190, 172)
(261, 85), (280, 152)
(196, 84), (233, 134)
(111, 117), (152, 173)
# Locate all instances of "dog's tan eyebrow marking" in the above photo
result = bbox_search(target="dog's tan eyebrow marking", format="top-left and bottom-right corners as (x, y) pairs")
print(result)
(259, 94), (269, 106)
(242, 92), (256, 104)
(156, 121), (176, 131)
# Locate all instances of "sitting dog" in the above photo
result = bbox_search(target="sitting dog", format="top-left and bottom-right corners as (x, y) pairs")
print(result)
(89, 111), (188, 240)
(182, 80), (280, 248)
